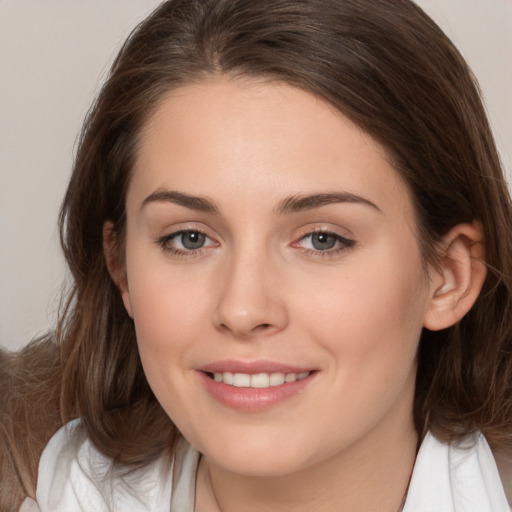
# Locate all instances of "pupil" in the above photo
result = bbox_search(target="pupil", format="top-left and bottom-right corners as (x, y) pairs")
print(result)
(182, 231), (205, 250)
(312, 232), (336, 250)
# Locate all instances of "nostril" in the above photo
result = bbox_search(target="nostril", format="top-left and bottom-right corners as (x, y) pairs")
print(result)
(218, 321), (274, 338)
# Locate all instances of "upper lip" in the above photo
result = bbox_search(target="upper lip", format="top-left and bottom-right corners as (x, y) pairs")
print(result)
(198, 359), (314, 374)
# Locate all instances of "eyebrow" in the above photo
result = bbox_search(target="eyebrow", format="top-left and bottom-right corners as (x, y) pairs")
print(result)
(274, 192), (381, 215)
(141, 189), (219, 213)
(141, 189), (381, 215)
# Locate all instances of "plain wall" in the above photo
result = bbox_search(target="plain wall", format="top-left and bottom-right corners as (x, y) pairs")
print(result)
(1, 0), (511, 351)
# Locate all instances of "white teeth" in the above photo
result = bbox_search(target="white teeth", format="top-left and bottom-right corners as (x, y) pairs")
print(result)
(269, 372), (285, 386)
(233, 373), (251, 387)
(251, 373), (270, 388)
(211, 371), (311, 388)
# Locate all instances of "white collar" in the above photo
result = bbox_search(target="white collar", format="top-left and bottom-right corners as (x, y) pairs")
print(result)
(403, 431), (510, 511)
(170, 437), (200, 511)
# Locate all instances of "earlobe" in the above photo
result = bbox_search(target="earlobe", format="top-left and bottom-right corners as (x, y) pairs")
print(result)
(103, 222), (133, 318)
(423, 222), (487, 331)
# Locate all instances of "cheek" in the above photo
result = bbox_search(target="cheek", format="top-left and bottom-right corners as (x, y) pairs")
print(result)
(295, 254), (428, 443)
(129, 276), (204, 353)
(297, 244), (429, 384)
(126, 269), (209, 422)
(123, 245), (212, 381)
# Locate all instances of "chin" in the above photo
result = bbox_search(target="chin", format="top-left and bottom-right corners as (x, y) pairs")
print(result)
(208, 449), (308, 478)
(192, 427), (320, 478)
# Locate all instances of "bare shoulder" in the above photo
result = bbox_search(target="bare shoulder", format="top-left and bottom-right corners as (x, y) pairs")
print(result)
(0, 338), (62, 512)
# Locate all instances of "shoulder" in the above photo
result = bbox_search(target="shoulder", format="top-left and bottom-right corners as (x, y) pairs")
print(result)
(33, 419), (174, 512)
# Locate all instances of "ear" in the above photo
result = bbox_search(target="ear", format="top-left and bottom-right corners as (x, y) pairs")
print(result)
(423, 222), (486, 331)
(103, 221), (133, 318)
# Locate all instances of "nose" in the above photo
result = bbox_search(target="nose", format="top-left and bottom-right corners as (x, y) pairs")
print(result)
(212, 249), (289, 339)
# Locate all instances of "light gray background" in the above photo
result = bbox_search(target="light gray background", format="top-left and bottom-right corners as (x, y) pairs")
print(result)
(1, 0), (511, 351)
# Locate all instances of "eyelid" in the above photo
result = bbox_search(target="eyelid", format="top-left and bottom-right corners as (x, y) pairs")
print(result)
(156, 224), (220, 256)
(291, 225), (356, 255)
(155, 221), (217, 240)
(292, 223), (354, 241)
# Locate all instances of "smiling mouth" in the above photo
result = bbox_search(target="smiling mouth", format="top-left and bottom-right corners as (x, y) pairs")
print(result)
(205, 371), (311, 388)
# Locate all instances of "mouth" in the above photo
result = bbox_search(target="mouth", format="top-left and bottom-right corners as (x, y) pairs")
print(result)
(198, 364), (317, 412)
(205, 370), (311, 388)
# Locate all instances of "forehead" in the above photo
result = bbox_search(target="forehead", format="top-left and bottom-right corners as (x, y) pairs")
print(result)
(130, 77), (414, 224)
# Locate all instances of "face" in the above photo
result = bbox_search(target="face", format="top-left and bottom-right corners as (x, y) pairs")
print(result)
(119, 78), (435, 477)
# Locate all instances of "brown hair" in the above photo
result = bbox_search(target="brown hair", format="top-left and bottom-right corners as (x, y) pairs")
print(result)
(16, 0), (512, 493)
(1, 339), (62, 508)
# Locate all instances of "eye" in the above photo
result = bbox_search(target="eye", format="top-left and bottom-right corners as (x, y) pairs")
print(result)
(305, 232), (338, 251)
(295, 230), (355, 254)
(175, 231), (207, 250)
(157, 229), (217, 254)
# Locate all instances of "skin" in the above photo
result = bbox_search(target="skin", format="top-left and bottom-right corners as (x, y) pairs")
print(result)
(107, 77), (485, 511)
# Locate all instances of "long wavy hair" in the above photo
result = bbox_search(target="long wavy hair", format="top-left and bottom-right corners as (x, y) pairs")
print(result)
(5, 0), (512, 502)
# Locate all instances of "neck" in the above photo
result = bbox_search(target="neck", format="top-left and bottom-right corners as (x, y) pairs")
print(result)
(195, 418), (417, 512)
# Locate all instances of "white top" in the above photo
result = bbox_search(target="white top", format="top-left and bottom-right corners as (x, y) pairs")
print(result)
(21, 420), (512, 512)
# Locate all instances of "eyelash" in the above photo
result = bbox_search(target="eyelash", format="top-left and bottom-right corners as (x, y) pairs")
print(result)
(156, 228), (355, 258)
(293, 230), (355, 257)
(156, 229), (217, 257)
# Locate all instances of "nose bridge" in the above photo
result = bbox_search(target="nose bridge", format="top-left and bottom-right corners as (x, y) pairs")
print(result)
(213, 238), (287, 338)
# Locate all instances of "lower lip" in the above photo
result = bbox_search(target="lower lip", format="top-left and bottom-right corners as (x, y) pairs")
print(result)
(198, 371), (315, 412)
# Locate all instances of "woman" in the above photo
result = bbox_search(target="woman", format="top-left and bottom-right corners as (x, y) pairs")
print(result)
(8, 0), (512, 510)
